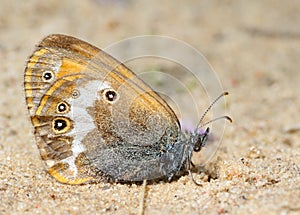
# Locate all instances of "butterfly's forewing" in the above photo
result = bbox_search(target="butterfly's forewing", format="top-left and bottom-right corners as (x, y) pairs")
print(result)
(24, 34), (180, 184)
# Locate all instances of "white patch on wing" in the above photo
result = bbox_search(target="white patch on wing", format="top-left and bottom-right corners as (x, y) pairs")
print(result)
(62, 80), (110, 176)
(53, 60), (62, 74)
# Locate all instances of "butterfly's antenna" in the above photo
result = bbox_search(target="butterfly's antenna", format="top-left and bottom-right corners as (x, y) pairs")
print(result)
(196, 92), (231, 129)
(200, 116), (232, 128)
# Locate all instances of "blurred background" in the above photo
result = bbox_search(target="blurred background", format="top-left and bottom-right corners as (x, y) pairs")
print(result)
(0, 0), (299, 214)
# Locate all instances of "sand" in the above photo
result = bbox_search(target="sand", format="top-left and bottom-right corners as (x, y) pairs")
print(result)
(0, 0), (299, 214)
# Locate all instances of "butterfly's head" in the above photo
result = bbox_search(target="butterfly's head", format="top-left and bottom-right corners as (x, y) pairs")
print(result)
(192, 127), (210, 152)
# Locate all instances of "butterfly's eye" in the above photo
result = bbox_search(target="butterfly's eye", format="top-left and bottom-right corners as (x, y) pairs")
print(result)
(193, 127), (210, 152)
(42, 71), (55, 82)
(103, 89), (119, 103)
(193, 138), (202, 152)
(56, 101), (70, 114)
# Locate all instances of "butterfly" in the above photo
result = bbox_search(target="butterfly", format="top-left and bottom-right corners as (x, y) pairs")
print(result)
(24, 34), (231, 185)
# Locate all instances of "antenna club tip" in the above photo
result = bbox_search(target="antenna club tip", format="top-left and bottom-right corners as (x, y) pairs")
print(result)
(226, 116), (233, 123)
(223, 92), (229, 96)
